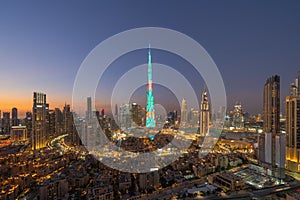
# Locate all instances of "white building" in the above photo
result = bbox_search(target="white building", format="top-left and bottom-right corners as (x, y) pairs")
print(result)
(265, 132), (273, 165)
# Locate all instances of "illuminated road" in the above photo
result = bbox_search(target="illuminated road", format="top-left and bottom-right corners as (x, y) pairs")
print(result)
(48, 134), (70, 152)
(286, 171), (300, 181)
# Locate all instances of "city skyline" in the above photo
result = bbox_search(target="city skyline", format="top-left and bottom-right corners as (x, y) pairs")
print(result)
(2, 1), (300, 199)
(1, 1), (300, 115)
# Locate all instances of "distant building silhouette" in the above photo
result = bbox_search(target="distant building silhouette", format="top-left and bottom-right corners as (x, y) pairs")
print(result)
(181, 98), (188, 125)
(2, 112), (10, 134)
(12, 107), (18, 126)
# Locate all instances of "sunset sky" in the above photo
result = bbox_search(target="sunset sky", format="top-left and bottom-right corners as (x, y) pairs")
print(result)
(1, 1), (300, 117)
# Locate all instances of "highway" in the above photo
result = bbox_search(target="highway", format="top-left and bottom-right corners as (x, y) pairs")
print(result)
(47, 134), (70, 152)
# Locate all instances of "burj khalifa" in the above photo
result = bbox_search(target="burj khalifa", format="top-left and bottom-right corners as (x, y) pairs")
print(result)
(146, 45), (156, 128)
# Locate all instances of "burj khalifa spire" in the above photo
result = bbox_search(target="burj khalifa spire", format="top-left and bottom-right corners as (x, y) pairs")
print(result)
(146, 45), (156, 128)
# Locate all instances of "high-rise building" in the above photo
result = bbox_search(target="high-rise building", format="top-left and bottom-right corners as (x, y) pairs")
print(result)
(47, 109), (55, 139)
(101, 109), (105, 117)
(297, 70), (300, 95)
(63, 104), (73, 134)
(55, 108), (63, 136)
(263, 75), (280, 134)
(165, 111), (174, 126)
(189, 108), (199, 128)
(87, 97), (92, 121)
(114, 104), (118, 123)
(200, 90), (210, 136)
(181, 98), (188, 125)
(32, 92), (47, 150)
(286, 73), (300, 172)
(232, 103), (245, 129)
(286, 95), (300, 172)
(12, 107), (18, 126)
(45, 104), (55, 139)
(115, 104), (118, 116)
(70, 117), (81, 146)
(260, 75), (280, 168)
(290, 83), (298, 96)
(146, 46), (156, 128)
(2, 112), (10, 134)
(119, 104), (132, 130)
(24, 112), (32, 136)
(131, 103), (145, 127)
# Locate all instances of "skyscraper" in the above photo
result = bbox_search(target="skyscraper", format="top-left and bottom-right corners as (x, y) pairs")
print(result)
(232, 103), (245, 129)
(264, 75), (280, 166)
(297, 70), (300, 95)
(32, 92), (47, 150)
(181, 98), (188, 125)
(114, 104), (118, 123)
(63, 104), (73, 134)
(200, 90), (210, 136)
(258, 75), (285, 175)
(290, 83), (298, 96)
(55, 108), (63, 136)
(286, 72), (300, 172)
(119, 104), (132, 130)
(131, 103), (145, 127)
(190, 108), (199, 128)
(25, 112), (32, 136)
(47, 109), (55, 139)
(45, 103), (52, 139)
(87, 97), (92, 121)
(146, 46), (155, 128)
(12, 107), (18, 126)
(2, 112), (10, 134)
(286, 96), (300, 172)
(263, 75), (280, 134)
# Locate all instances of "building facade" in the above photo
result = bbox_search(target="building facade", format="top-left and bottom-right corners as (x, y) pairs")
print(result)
(259, 75), (280, 168)
(32, 92), (47, 150)
(263, 75), (280, 134)
(286, 95), (300, 172)
(200, 90), (210, 136)
(10, 125), (27, 142)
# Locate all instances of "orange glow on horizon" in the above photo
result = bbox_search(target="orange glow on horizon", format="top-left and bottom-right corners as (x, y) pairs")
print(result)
(0, 96), (72, 117)
(0, 92), (112, 118)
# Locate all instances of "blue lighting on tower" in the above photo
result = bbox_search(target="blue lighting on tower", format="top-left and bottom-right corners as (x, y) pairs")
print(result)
(146, 45), (156, 128)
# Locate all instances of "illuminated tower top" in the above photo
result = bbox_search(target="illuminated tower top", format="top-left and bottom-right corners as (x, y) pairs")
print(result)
(146, 45), (156, 128)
